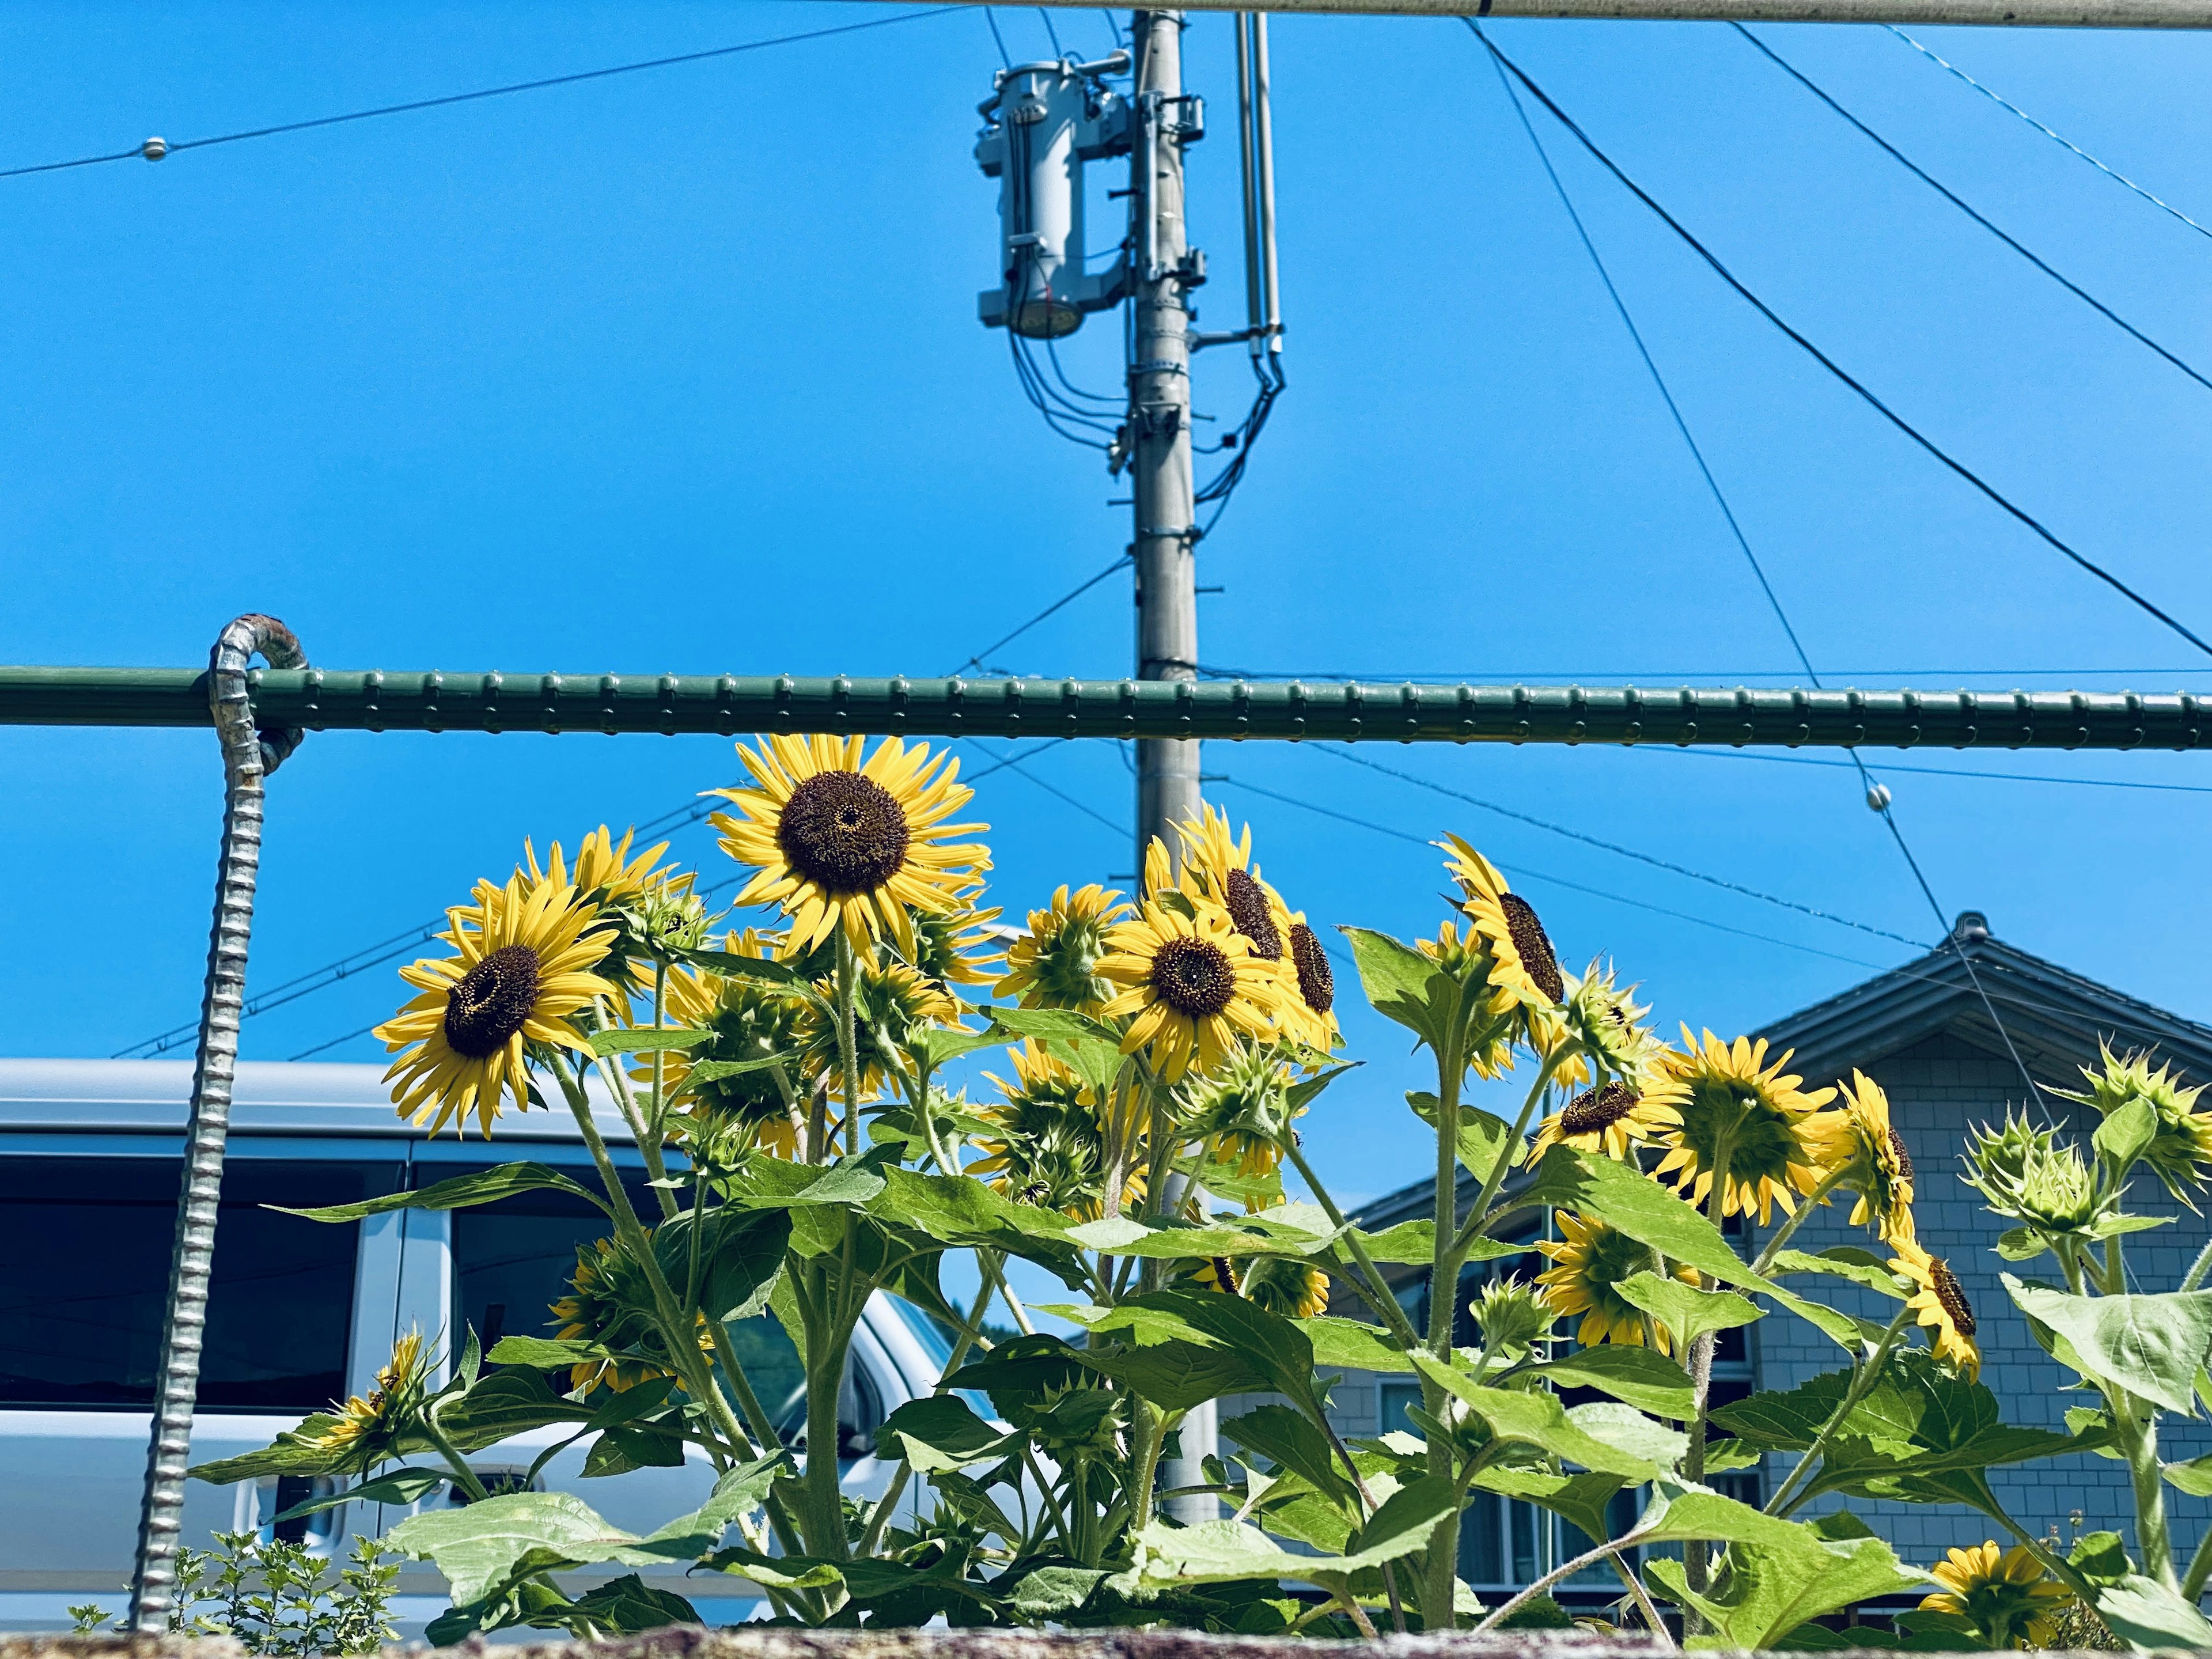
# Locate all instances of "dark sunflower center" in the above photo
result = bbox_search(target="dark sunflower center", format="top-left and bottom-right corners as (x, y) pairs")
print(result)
(1887, 1127), (1915, 1183)
(1500, 892), (1564, 1002)
(444, 944), (541, 1059)
(777, 770), (910, 894)
(1562, 1081), (1640, 1134)
(1290, 923), (1334, 1014)
(1209, 1256), (1242, 1296)
(1152, 935), (1237, 1019)
(1224, 869), (1283, 960)
(1931, 1257), (1976, 1335)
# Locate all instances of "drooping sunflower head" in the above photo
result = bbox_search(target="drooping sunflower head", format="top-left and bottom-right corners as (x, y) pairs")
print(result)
(377, 872), (619, 1138)
(1173, 1039), (1301, 1180)
(998, 884), (1133, 1013)
(2063, 1043), (2212, 1210)
(1285, 920), (1339, 1038)
(1097, 899), (1291, 1083)
(710, 734), (989, 957)
(1172, 806), (1294, 960)
(1437, 835), (1566, 1016)
(1552, 960), (1668, 1091)
(1529, 1081), (1679, 1164)
(305, 1329), (432, 1472)
(1535, 1213), (1696, 1353)
(1807, 1070), (1918, 1244)
(1188, 1252), (1330, 1320)
(550, 1233), (711, 1395)
(1413, 920), (1517, 1081)
(1919, 1542), (2070, 1648)
(1892, 1236), (1980, 1381)
(1646, 1029), (1838, 1226)
(797, 959), (967, 1103)
(971, 1041), (1125, 1218)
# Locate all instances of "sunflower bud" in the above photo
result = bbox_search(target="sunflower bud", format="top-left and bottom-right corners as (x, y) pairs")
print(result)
(1965, 1114), (2109, 1236)
(1472, 1277), (1557, 1354)
(2061, 1043), (2212, 1210)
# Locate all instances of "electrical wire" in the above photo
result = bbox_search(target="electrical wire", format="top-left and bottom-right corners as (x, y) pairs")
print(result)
(1310, 744), (1924, 946)
(1466, 21), (2212, 665)
(1886, 26), (2212, 244)
(1037, 6), (1067, 58)
(1734, 24), (2212, 396)
(1629, 746), (2212, 796)
(942, 553), (1132, 676)
(1196, 661), (2204, 680)
(0, 9), (967, 184)
(984, 9), (1016, 69)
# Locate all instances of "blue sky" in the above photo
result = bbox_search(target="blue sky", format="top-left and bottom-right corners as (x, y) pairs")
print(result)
(3, 1), (2209, 1215)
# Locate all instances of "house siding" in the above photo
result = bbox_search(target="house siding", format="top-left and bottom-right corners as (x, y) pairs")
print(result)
(1748, 1028), (2212, 1565)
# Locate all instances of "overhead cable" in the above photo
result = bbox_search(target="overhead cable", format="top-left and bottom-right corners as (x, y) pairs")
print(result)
(1631, 746), (2212, 796)
(942, 554), (1132, 676)
(1309, 744), (1925, 946)
(1, 9), (966, 184)
(1886, 26), (2212, 244)
(1735, 24), (2212, 395)
(1465, 21), (2212, 664)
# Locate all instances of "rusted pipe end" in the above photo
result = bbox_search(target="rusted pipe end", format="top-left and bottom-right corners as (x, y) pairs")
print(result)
(209, 613), (308, 775)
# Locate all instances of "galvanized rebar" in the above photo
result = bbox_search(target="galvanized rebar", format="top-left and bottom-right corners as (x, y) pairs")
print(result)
(128, 616), (308, 1634)
(0, 665), (2204, 751)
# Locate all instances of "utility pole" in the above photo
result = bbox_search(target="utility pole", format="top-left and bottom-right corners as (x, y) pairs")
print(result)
(1129, 6), (1220, 1524)
(1130, 8), (1203, 883)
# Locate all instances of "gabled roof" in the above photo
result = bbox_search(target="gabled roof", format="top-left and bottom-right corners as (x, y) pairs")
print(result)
(1351, 911), (2212, 1231)
(1756, 911), (2212, 1090)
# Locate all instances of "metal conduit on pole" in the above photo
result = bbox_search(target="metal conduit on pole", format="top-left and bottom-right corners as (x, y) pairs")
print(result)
(128, 615), (309, 1633)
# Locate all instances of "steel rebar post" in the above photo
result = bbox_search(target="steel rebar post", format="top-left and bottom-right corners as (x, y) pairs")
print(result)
(128, 614), (309, 1632)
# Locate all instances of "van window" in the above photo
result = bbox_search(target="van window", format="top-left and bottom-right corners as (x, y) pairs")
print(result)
(446, 1170), (659, 1354)
(0, 1157), (395, 1410)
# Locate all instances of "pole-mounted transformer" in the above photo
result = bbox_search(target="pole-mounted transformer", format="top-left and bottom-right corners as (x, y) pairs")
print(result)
(975, 52), (1134, 338)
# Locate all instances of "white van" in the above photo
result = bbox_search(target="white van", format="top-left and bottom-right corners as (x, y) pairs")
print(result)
(0, 1058), (949, 1635)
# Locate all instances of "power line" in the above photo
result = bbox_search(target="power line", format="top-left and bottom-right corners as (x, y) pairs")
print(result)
(1195, 662), (2208, 682)
(1, 9), (967, 184)
(942, 554), (1131, 677)
(1466, 22), (2212, 665)
(1734, 24), (2212, 396)
(1629, 746), (2212, 796)
(1886, 26), (2212, 245)
(1309, 744), (1925, 946)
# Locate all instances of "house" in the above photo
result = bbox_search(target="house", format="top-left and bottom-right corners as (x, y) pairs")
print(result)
(1324, 910), (2212, 1601)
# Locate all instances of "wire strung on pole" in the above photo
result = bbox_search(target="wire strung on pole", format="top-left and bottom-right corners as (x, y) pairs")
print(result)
(1735, 24), (2212, 395)
(1465, 21), (2212, 664)
(1887, 26), (2212, 244)
(0, 9), (965, 183)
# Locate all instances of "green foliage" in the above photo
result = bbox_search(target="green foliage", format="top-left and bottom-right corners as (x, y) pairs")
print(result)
(132, 1533), (397, 1654)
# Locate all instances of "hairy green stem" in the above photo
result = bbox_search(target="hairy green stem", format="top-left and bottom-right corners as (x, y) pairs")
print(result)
(1748, 1166), (1849, 1276)
(1768, 1305), (1914, 1517)
(1285, 1137), (1422, 1351)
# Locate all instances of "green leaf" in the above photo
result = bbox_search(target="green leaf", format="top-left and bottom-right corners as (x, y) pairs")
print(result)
(1065, 1205), (1344, 1260)
(562, 1575), (700, 1634)
(878, 1396), (1017, 1474)
(912, 1027), (1002, 1069)
(2004, 1274), (2212, 1414)
(1513, 1145), (1749, 1286)
(488, 1335), (607, 1371)
(1527, 1344), (1696, 1421)
(1342, 926), (1461, 1054)
(1408, 1092), (1518, 1184)
(1997, 1228), (2051, 1262)
(1344, 1220), (1433, 1264)
(1125, 1290), (1327, 1421)
(442, 1369), (597, 1452)
(1469, 1467), (1627, 1548)
(2163, 1453), (2212, 1497)
(1631, 1480), (1825, 1551)
(1770, 1248), (1906, 1300)
(272, 1466), (448, 1522)
(988, 1006), (1120, 1046)
(2088, 1213), (2173, 1241)
(685, 1054), (796, 1085)
(1644, 1497), (1927, 1650)
(1005, 1565), (1110, 1620)
(582, 1426), (686, 1478)
(876, 1168), (1087, 1286)
(384, 1490), (714, 1607)
(1220, 1404), (1359, 1512)
(1137, 1476), (1457, 1588)
(582, 1376), (679, 1432)
(1411, 1354), (1662, 1478)
(1566, 1400), (1687, 1469)
(274, 1161), (604, 1224)
(1615, 1272), (1762, 1350)
(670, 945), (799, 984)
(2096, 1575), (2212, 1652)
(588, 1027), (711, 1056)
(652, 1207), (789, 1324)
(699, 1546), (847, 1595)
(1305, 1315), (1418, 1376)
(724, 1154), (888, 1211)
(2094, 1097), (2158, 1173)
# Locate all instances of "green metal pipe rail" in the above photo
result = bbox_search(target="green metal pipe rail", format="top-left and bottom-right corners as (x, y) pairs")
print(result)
(1, 665), (2207, 749)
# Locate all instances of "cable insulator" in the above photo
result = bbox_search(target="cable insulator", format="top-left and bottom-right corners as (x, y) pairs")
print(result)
(141, 137), (168, 161)
(1866, 782), (1893, 812)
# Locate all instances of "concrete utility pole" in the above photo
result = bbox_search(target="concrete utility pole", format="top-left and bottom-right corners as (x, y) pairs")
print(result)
(1131, 8), (1204, 884)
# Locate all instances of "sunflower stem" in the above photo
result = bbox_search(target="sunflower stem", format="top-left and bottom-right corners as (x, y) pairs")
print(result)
(1682, 1141), (1732, 1603)
(859, 1264), (1004, 1558)
(1285, 1138), (1422, 1351)
(1421, 992), (1475, 1635)
(834, 930), (862, 1159)
(2115, 1387), (2179, 1589)
(1747, 1165), (1849, 1276)
(1766, 1304), (1912, 1516)
(421, 1407), (491, 1505)
(1449, 1050), (1564, 1262)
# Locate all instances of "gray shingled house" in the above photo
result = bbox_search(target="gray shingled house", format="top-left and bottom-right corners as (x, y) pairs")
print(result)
(1314, 911), (2212, 1604)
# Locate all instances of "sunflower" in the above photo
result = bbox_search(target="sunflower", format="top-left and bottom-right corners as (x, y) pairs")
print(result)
(1098, 899), (1291, 1082)
(305, 1330), (431, 1472)
(1283, 918), (1341, 1050)
(1646, 1029), (1838, 1226)
(1414, 921), (1517, 1081)
(998, 884), (1132, 1013)
(896, 884), (1006, 993)
(1808, 1070), (1916, 1243)
(1551, 960), (1668, 1092)
(1193, 1252), (1330, 1320)
(710, 734), (988, 957)
(377, 873), (619, 1137)
(1529, 1081), (1677, 1164)
(642, 945), (805, 1160)
(1919, 1543), (2070, 1648)
(970, 1041), (1130, 1218)
(550, 1233), (711, 1395)
(1892, 1237), (1980, 1380)
(1173, 806), (1295, 962)
(2062, 1043), (2212, 1211)
(1438, 834), (1565, 1016)
(1536, 1213), (1697, 1353)
(796, 958), (966, 1103)
(1175, 1040), (1301, 1179)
